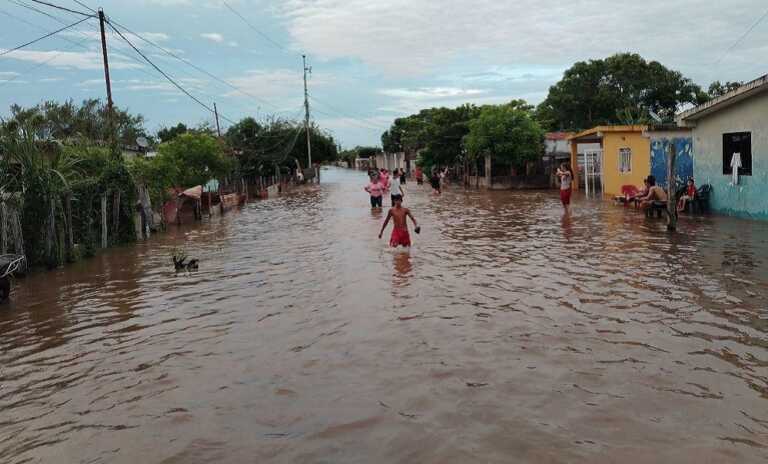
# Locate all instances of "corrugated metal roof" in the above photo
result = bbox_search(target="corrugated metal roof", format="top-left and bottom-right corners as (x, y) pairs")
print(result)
(545, 131), (574, 140)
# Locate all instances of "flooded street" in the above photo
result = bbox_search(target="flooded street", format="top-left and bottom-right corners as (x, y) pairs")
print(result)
(2, 167), (768, 463)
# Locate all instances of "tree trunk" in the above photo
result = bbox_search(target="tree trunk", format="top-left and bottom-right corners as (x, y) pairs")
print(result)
(666, 142), (678, 231)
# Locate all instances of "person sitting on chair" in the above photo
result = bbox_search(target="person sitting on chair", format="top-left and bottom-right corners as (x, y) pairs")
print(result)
(677, 177), (696, 212)
(638, 176), (668, 210)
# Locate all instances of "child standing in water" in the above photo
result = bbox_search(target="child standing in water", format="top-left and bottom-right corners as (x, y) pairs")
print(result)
(379, 195), (419, 247)
(365, 176), (385, 209)
(556, 162), (573, 213)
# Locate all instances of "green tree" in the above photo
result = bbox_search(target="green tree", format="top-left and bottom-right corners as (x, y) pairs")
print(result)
(536, 53), (707, 130)
(7, 99), (150, 147)
(356, 146), (382, 158)
(464, 104), (544, 171)
(156, 132), (231, 187)
(707, 81), (743, 98)
(157, 123), (189, 143)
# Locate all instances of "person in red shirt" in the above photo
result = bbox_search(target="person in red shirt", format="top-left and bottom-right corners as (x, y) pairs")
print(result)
(677, 177), (697, 212)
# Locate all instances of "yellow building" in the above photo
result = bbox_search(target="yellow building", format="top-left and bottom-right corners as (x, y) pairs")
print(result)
(568, 125), (650, 197)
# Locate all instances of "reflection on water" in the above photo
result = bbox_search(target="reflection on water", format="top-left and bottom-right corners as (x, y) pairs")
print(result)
(1, 168), (768, 463)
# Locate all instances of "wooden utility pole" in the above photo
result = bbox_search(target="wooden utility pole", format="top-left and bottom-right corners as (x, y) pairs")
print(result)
(666, 141), (678, 231)
(98, 9), (115, 152)
(302, 55), (312, 169)
(214, 102), (222, 137)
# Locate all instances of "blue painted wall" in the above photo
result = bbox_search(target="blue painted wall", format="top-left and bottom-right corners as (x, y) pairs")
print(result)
(650, 137), (693, 189)
(690, 91), (768, 220)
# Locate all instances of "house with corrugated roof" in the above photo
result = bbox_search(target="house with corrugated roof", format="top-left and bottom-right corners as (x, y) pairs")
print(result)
(677, 74), (768, 219)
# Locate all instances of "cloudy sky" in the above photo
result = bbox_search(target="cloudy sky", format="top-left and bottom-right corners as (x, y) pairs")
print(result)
(1, 0), (766, 147)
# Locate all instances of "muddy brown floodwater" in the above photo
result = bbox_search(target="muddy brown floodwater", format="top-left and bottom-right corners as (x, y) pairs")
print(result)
(1, 168), (768, 463)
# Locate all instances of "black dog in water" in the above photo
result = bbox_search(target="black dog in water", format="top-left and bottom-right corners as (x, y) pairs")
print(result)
(173, 255), (199, 272)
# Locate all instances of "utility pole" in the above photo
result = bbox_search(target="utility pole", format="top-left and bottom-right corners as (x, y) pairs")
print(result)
(98, 9), (115, 151)
(303, 54), (312, 169)
(214, 102), (222, 137)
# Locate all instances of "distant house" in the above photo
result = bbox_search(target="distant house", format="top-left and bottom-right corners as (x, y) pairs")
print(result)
(568, 125), (649, 197)
(544, 132), (574, 186)
(374, 152), (406, 172)
(642, 126), (694, 189)
(677, 74), (768, 219)
(544, 132), (573, 162)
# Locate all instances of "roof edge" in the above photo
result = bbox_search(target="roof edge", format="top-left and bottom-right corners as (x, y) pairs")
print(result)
(677, 73), (768, 122)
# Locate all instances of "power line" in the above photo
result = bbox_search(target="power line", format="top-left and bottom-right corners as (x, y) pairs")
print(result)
(70, 0), (94, 13)
(310, 95), (382, 124)
(0, 32), (89, 87)
(27, 0), (92, 17)
(311, 107), (385, 133)
(714, 6), (768, 66)
(106, 20), (237, 125)
(222, 0), (293, 54)
(105, 19), (288, 114)
(0, 15), (89, 56)
(6, 0), (153, 71)
(16, 0), (301, 123)
(4, 1), (260, 125)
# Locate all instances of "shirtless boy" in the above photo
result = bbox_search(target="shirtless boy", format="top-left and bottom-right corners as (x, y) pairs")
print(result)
(378, 195), (419, 247)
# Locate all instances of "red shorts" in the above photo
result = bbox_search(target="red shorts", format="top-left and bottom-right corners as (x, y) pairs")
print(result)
(560, 188), (572, 206)
(390, 228), (411, 247)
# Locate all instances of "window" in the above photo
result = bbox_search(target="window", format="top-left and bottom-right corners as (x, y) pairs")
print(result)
(618, 148), (632, 173)
(723, 132), (752, 176)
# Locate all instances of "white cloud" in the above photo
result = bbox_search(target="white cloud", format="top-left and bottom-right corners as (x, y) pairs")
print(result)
(228, 41), (240, 47)
(0, 72), (19, 78)
(201, 33), (225, 43)
(379, 87), (487, 99)
(0, 49), (142, 70)
(280, 0), (767, 83)
(225, 69), (304, 98)
(38, 77), (64, 83)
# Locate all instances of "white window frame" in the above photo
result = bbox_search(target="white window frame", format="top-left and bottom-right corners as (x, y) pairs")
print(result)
(618, 147), (632, 174)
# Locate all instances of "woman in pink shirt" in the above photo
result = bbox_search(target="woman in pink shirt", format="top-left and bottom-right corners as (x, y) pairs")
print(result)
(365, 177), (384, 209)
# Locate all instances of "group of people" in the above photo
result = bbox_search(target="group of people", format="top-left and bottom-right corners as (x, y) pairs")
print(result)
(414, 166), (446, 195)
(364, 168), (419, 248)
(555, 163), (697, 214)
(365, 168), (408, 208)
(626, 176), (697, 212)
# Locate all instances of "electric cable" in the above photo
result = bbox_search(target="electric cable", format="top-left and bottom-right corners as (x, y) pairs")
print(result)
(107, 20), (237, 125)
(222, 0), (294, 54)
(27, 0), (92, 17)
(0, 15), (89, 56)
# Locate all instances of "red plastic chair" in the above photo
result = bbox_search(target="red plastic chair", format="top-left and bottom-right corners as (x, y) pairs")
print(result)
(619, 185), (640, 208)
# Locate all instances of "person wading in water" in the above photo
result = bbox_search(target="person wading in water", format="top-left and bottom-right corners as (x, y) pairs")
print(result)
(556, 162), (574, 214)
(365, 175), (385, 209)
(379, 195), (419, 247)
